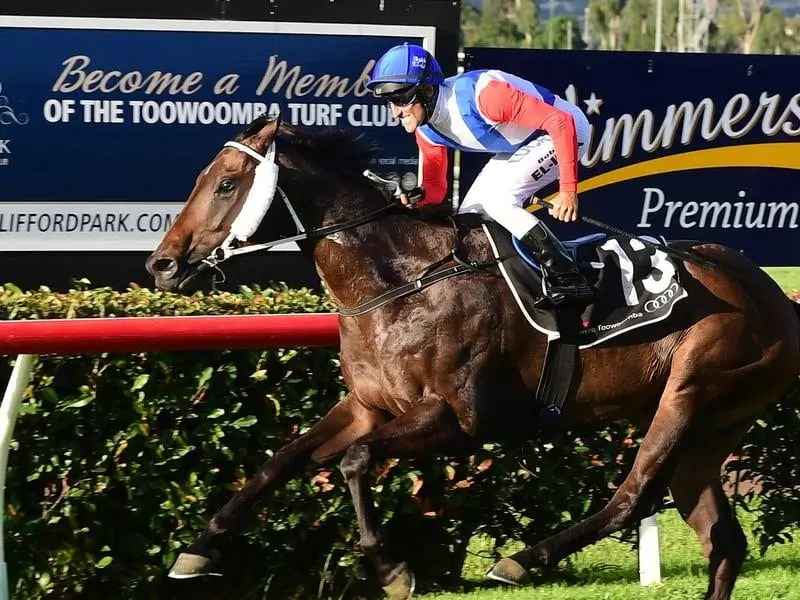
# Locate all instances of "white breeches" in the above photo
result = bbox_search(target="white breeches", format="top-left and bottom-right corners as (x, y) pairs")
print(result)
(458, 101), (591, 239)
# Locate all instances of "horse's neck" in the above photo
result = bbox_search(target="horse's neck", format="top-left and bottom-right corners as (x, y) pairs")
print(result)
(312, 208), (454, 310)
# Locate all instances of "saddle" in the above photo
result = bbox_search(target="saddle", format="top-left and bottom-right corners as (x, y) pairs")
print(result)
(481, 221), (690, 427)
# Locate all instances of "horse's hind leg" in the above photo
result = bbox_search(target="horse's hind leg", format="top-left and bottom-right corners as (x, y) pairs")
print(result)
(338, 394), (473, 600)
(668, 423), (751, 600)
(169, 393), (385, 579)
(489, 383), (694, 585)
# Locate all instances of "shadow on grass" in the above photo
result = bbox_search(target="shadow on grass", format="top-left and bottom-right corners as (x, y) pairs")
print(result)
(443, 553), (800, 596)
(740, 556), (800, 576)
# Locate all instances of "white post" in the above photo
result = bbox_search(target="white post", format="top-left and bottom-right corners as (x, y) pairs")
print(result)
(0, 354), (36, 600)
(638, 514), (662, 586)
(655, 0), (663, 51)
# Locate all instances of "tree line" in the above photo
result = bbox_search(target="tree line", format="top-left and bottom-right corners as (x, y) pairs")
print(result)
(461, 0), (800, 54)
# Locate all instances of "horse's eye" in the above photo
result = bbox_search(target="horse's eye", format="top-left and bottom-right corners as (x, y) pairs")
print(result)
(217, 179), (238, 195)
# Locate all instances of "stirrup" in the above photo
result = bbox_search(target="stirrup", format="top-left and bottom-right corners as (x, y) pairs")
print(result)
(520, 224), (593, 307)
(538, 277), (594, 307)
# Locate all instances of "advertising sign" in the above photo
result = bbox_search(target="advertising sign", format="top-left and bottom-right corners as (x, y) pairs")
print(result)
(0, 16), (436, 251)
(461, 48), (800, 266)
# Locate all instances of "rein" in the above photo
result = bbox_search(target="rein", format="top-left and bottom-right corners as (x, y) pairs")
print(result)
(202, 199), (399, 268)
(205, 139), (502, 315)
(339, 217), (501, 317)
(201, 139), (403, 271)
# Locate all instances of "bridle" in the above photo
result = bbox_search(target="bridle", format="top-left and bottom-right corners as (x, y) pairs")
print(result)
(201, 139), (398, 272)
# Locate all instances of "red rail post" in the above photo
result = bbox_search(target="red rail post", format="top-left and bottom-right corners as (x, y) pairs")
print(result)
(0, 312), (340, 600)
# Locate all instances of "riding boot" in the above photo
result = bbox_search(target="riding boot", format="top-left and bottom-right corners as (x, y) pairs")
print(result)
(520, 222), (594, 308)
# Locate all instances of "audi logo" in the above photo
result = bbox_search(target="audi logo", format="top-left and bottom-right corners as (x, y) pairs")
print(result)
(643, 282), (680, 313)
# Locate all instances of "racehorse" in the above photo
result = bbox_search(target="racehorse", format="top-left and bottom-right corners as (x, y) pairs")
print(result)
(146, 112), (800, 600)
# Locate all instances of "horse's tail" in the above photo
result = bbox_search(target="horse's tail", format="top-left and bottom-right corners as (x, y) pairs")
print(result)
(790, 298), (800, 379)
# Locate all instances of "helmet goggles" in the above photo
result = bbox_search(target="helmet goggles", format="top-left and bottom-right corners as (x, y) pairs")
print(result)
(378, 84), (420, 107)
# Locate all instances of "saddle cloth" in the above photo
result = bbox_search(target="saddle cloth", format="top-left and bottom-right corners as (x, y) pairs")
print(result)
(481, 222), (689, 349)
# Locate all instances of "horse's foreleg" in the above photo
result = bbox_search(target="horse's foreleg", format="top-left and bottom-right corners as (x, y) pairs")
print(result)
(170, 393), (385, 579)
(490, 389), (694, 585)
(339, 394), (472, 600)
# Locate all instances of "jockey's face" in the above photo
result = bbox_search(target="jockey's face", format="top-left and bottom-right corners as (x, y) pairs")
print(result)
(389, 96), (425, 133)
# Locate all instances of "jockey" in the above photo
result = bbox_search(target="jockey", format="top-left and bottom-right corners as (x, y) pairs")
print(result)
(365, 43), (593, 307)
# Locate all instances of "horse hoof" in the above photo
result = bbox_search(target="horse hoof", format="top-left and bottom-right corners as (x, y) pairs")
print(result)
(382, 565), (416, 600)
(168, 552), (220, 579)
(486, 558), (531, 586)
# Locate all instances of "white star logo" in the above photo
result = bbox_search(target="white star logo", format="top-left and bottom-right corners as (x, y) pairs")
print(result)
(583, 92), (603, 116)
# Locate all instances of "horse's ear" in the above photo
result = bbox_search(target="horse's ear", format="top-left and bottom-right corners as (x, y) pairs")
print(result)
(250, 110), (282, 154)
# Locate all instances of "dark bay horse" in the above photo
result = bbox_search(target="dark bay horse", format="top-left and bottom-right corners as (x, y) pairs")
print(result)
(146, 112), (800, 600)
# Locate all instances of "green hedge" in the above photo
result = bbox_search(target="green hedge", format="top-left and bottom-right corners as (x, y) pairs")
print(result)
(1, 281), (798, 599)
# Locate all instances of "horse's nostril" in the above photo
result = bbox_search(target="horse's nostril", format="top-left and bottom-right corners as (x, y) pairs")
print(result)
(151, 257), (178, 276)
(154, 258), (176, 273)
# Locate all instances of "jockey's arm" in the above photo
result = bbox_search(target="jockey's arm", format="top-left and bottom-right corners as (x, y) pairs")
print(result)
(413, 129), (449, 206)
(477, 80), (579, 194)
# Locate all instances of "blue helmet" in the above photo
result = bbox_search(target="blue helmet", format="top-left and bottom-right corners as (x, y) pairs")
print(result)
(366, 43), (445, 96)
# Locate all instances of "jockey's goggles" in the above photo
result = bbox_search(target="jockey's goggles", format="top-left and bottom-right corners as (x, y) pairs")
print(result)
(380, 85), (420, 108)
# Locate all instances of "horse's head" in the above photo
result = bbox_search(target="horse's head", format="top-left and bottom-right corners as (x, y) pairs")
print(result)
(147, 110), (408, 296)
(146, 112), (289, 292)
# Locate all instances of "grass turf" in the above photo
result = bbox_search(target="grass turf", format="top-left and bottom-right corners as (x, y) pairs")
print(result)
(418, 507), (800, 599)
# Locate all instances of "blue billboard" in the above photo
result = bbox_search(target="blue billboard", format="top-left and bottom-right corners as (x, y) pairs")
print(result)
(0, 17), (436, 251)
(461, 48), (800, 266)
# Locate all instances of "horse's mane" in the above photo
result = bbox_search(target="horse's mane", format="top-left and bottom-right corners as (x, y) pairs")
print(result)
(235, 113), (461, 227)
(236, 114), (378, 175)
